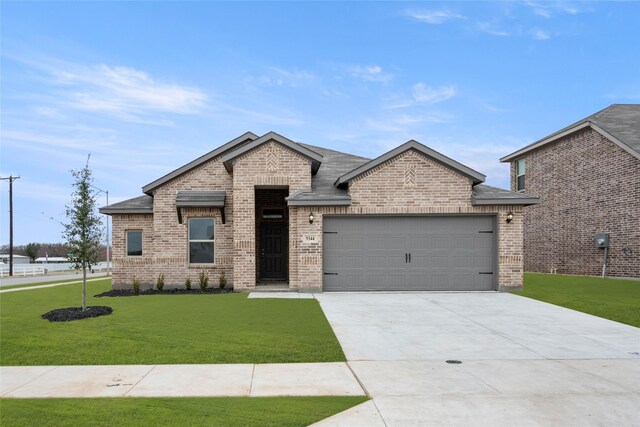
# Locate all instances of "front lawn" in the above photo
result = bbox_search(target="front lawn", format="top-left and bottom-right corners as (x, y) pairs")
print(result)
(0, 396), (368, 427)
(0, 279), (345, 365)
(513, 273), (640, 327)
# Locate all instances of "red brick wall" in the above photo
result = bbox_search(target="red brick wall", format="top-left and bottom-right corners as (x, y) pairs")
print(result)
(510, 127), (640, 277)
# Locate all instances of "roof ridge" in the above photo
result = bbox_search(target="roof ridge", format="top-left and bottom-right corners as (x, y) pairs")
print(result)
(299, 142), (371, 161)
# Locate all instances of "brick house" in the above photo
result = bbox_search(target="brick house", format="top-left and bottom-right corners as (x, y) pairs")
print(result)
(100, 131), (538, 292)
(501, 104), (640, 278)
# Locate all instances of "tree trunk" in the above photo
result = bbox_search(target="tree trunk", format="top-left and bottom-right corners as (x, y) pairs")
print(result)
(82, 262), (87, 310)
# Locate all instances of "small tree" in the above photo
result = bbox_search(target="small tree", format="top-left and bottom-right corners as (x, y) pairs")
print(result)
(63, 155), (103, 310)
(25, 242), (40, 263)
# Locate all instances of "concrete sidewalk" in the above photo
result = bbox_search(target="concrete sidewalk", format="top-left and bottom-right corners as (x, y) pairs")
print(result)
(0, 363), (365, 398)
(0, 272), (108, 288)
(0, 277), (108, 293)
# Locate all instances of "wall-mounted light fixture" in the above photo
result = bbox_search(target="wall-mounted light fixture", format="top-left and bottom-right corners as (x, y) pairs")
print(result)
(506, 211), (514, 223)
(309, 212), (315, 224)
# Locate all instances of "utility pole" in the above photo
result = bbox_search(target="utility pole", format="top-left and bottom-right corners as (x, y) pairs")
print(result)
(1, 175), (20, 277)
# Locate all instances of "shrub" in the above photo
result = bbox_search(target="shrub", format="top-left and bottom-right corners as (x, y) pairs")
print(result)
(184, 277), (192, 291)
(156, 273), (165, 291)
(198, 270), (209, 291)
(132, 278), (140, 295)
(219, 270), (227, 289)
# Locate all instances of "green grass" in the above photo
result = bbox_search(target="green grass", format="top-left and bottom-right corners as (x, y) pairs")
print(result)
(0, 396), (368, 427)
(1, 276), (108, 290)
(0, 279), (345, 365)
(513, 273), (640, 327)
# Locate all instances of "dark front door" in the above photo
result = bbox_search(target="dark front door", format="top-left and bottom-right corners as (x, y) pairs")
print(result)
(260, 223), (287, 280)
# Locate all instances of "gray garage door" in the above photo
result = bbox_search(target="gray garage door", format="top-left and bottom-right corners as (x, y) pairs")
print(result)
(323, 216), (496, 291)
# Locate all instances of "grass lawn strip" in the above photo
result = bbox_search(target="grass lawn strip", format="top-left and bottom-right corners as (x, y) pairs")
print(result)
(0, 276), (108, 290)
(0, 396), (369, 427)
(514, 273), (640, 328)
(0, 279), (345, 365)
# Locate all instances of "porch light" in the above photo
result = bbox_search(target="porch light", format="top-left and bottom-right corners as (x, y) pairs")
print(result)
(506, 211), (514, 223)
(309, 212), (315, 224)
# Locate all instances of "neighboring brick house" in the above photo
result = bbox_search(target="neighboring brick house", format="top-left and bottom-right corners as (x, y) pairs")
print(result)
(501, 104), (640, 278)
(100, 131), (537, 292)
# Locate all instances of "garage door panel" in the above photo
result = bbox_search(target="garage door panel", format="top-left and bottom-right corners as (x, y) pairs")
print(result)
(323, 216), (496, 292)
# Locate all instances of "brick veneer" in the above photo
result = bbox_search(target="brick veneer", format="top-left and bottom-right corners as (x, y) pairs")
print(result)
(509, 127), (640, 277)
(291, 149), (525, 292)
(111, 156), (233, 289)
(111, 142), (526, 291)
(231, 141), (311, 291)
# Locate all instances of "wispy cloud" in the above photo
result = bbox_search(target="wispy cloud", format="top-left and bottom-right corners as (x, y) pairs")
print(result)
(9, 56), (208, 123)
(348, 65), (394, 83)
(529, 28), (551, 40)
(248, 66), (316, 87)
(404, 9), (465, 24)
(412, 83), (456, 104)
(479, 102), (510, 113)
(2, 128), (116, 150)
(54, 64), (207, 114)
(525, 1), (583, 18)
(477, 22), (510, 37)
(383, 83), (457, 110)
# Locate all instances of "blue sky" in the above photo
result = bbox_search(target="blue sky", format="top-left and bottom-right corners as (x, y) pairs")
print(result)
(2, 1), (639, 245)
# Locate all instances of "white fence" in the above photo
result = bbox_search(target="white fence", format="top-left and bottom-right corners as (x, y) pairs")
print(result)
(0, 262), (109, 277)
(0, 266), (46, 277)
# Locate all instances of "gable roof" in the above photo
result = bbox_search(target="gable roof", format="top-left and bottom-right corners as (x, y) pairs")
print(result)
(335, 139), (486, 187)
(472, 184), (539, 206)
(220, 131), (323, 174)
(142, 131), (258, 195)
(99, 195), (153, 214)
(501, 104), (640, 162)
(102, 134), (537, 214)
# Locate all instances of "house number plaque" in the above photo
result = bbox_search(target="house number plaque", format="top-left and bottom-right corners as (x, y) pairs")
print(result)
(302, 235), (317, 243)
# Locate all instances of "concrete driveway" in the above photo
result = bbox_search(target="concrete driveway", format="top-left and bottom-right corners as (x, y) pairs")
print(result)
(314, 292), (640, 426)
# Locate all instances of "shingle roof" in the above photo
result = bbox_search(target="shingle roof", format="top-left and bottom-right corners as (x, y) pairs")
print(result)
(501, 104), (640, 162)
(101, 133), (533, 214)
(99, 195), (153, 214)
(472, 184), (539, 206)
(142, 132), (258, 195)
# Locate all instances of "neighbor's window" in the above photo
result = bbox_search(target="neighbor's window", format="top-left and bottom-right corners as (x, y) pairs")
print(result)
(516, 159), (526, 191)
(189, 218), (215, 263)
(126, 230), (143, 256)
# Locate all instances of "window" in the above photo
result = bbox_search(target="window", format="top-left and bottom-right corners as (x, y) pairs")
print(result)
(516, 159), (526, 191)
(189, 218), (214, 263)
(126, 231), (143, 256)
(262, 208), (285, 219)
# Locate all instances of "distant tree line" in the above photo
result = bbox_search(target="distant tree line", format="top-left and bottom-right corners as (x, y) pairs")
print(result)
(0, 243), (110, 262)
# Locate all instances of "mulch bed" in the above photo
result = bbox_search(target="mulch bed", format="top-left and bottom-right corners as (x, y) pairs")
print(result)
(42, 306), (113, 322)
(94, 288), (234, 297)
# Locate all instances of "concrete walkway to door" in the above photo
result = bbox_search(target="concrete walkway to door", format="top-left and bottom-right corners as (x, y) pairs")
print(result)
(313, 292), (640, 426)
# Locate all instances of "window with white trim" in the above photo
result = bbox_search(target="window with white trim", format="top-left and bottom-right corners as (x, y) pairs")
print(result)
(188, 218), (214, 263)
(126, 230), (143, 256)
(516, 159), (526, 191)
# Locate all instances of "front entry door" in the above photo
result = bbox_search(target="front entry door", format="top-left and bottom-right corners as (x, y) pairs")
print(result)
(260, 223), (287, 280)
